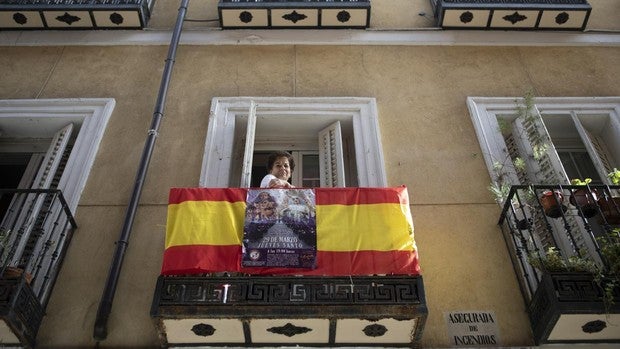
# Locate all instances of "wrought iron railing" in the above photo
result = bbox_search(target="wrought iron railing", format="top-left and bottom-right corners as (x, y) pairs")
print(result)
(498, 184), (620, 302)
(0, 189), (77, 308)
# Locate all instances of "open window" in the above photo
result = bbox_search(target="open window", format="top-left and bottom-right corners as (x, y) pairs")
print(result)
(0, 98), (114, 302)
(468, 96), (620, 267)
(468, 96), (620, 189)
(0, 99), (115, 212)
(200, 97), (386, 188)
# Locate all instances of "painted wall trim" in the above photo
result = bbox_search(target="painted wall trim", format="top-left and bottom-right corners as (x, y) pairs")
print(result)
(0, 29), (619, 47)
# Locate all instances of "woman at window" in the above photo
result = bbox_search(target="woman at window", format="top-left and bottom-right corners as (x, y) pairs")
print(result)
(260, 151), (295, 188)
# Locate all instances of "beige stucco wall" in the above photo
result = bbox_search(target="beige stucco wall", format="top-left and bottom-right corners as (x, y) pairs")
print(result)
(1, 43), (618, 347)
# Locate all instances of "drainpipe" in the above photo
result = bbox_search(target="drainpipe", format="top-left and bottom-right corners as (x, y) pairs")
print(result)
(93, 0), (190, 341)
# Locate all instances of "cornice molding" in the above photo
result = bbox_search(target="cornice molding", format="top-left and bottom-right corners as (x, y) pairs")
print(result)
(1, 28), (619, 47)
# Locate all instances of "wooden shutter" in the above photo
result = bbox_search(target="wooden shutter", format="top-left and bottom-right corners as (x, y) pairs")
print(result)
(3, 124), (73, 268)
(512, 111), (568, 185)
(508, 112), (590, 255)
(240, 101), (257, 188)
(318, 121), (345, 187)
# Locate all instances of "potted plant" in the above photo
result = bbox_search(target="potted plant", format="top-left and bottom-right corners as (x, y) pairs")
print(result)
(528, 241), (618, 312)
(569, 178), (599, 218)
(528, 247), (596, 274)
(598, 168), (620, 224)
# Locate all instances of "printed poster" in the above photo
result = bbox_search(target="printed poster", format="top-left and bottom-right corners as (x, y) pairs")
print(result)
(242, 189), (316, 268)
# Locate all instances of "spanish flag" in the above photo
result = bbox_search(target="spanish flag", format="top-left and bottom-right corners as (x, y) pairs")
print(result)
(161, 187), (420, 276)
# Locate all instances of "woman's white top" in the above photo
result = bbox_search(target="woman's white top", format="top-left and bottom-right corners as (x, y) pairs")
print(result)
(260, 174), (278, 188)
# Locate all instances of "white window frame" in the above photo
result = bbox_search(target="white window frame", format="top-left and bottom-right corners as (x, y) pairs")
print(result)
(467, 96), (620, 188)
(199, 97), (387, 188)
(0, 98), (115, 213)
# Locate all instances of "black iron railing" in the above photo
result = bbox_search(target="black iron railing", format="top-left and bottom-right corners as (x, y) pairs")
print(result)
(498, 184), (620, 302)
(0, 188), (77, 347)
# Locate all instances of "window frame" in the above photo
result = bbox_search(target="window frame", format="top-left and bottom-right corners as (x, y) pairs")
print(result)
(467, 96), (620, 188)
(0, 98), (115, 213)
(199, 97), (387, 188)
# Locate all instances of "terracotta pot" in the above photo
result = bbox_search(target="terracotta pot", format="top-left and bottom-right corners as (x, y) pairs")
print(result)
(569, 188), (599, 218)
(540, 190), (567, 218)
(598, 196), (620, 225)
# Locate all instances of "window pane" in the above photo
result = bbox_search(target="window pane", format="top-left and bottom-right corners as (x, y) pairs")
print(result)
(302, 154), (320, 188)
(558, 150), (602, 183)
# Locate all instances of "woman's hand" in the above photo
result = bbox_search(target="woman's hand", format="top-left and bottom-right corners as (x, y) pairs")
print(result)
(269, 178), (294, 188)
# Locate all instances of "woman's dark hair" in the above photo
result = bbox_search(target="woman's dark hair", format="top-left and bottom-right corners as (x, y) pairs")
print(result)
(267, 151), (295, 172)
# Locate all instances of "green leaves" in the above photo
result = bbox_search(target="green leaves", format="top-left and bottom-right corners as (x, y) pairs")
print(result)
(607, 168), (620, 185)
(571, 178), (592, 186)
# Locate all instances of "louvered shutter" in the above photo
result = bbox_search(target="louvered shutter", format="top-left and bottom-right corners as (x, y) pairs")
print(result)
(240, 101), (257, 188)
(318, 121), (345, 187)
(4, 124), (73, 268)
(512, 112), (568, 185)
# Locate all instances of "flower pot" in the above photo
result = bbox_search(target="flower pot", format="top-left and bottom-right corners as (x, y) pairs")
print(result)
(569, 188), (599, 218)
(540, 190), (567, 218)
(598, 196), (620, 225)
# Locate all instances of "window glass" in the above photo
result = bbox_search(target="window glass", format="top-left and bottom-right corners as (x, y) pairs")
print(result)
(301, 153), (320, 188)
(557, 150), (602, 183)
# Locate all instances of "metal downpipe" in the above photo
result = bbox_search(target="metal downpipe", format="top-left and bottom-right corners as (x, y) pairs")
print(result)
(93, 0), (190, 341)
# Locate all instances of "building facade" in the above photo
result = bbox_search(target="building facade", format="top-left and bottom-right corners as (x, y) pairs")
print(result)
(0, 0), (619, 347)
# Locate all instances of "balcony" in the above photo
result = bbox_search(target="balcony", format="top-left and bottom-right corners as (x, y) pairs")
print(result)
(150, 187), (427, 347)
(0, 189), (77, 347)
(0, 0), (155, 30)
(498, 184), (620, 344)
(433, 0), (592, 31)
(218, 0), (371, 29)
(152, 275), (426, 346)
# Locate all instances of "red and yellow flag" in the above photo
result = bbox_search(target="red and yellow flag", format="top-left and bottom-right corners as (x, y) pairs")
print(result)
(161, 187), (420, 276)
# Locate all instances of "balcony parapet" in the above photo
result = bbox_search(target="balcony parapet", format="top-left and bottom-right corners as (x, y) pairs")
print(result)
(218, 0), (371, 29)
(498, 184), (620, 344)
(434, 0), (592, 31)
(0, 0), (155, 30)
(151, 275), (427, 346)
(529, 272), (620, 344)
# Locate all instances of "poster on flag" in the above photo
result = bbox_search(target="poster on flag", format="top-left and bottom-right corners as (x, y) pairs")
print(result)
(242, 189), (317, 268)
